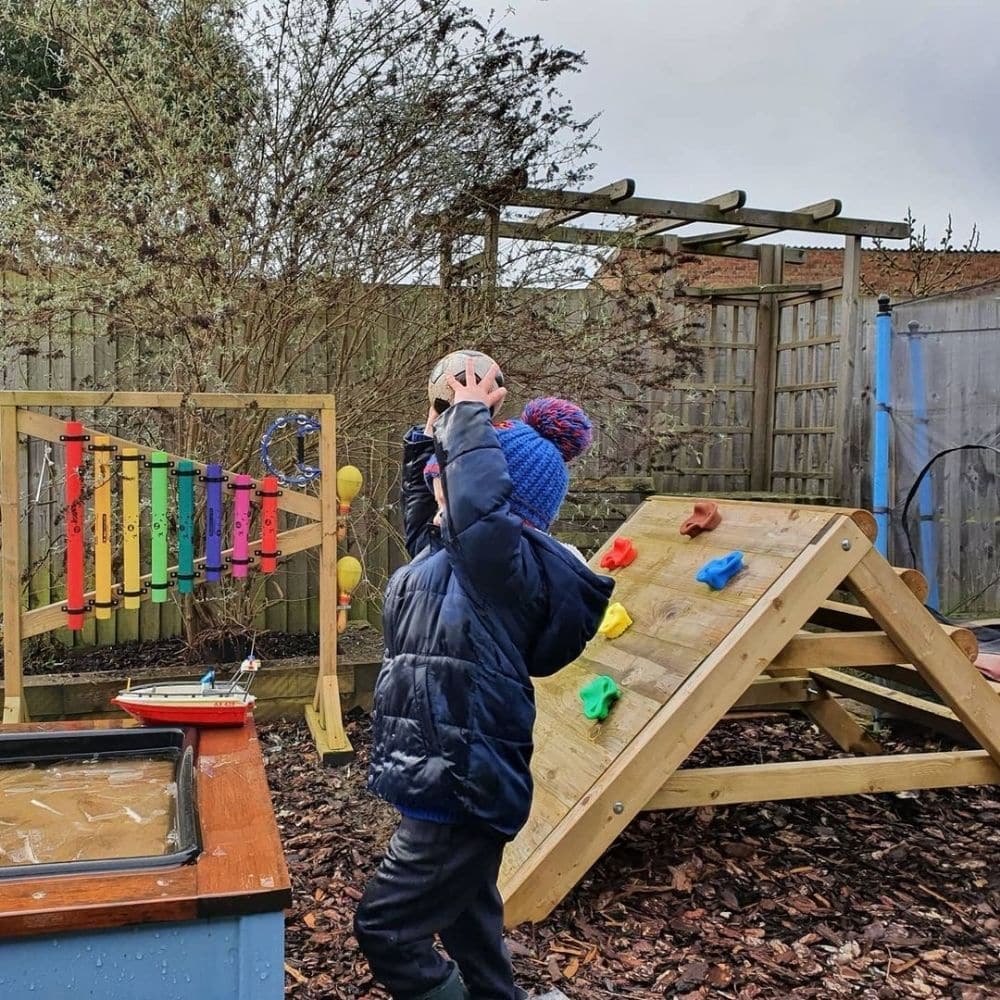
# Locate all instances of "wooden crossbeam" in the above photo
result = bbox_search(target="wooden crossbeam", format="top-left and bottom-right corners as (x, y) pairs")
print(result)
(15, 409), (321, 522)
(809, 668), (974, 747)
(644, 750), (1000, 810)
(771, 629), (977, 670)
(500, 190), (909, 239)
(683, 282), (830, 298)
(804, 692), (884, 755)
(681, 198), (843, 249)
(624, 189), (745, 238)
(0, 391), (334, 410)
(527, 178), (635, 230)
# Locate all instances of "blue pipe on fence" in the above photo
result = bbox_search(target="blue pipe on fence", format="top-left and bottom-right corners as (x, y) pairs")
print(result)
(905, 319), (940, 609)
(872, 294), (892, 556)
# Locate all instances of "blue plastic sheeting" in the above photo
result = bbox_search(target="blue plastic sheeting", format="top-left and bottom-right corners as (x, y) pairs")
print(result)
(0, 911), (283, 1000)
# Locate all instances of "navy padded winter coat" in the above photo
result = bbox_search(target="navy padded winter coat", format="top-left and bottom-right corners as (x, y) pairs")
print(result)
(367, 401), (614, 840)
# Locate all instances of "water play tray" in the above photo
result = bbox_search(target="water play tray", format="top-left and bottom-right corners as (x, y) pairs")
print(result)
(0, 727), (200, 879)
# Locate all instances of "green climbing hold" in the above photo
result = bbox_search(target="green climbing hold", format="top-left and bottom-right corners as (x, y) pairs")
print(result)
(580, 675), (622, 722)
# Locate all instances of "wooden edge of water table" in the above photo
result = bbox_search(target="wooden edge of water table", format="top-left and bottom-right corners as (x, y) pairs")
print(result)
(0, 717), (291, 939)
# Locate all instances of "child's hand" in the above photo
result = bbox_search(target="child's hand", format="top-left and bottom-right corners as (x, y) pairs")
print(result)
(446, 357), (507, 414)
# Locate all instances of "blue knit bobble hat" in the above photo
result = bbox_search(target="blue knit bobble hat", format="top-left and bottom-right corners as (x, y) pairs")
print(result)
(496, 398), (593, 531)
(424, 398), (593, 532)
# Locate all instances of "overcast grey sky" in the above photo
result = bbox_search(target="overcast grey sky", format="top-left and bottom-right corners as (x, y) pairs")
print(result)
(470, 0), (1000, 248)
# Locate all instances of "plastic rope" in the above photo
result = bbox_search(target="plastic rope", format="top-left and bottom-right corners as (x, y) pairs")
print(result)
(260, 413), (321, 486)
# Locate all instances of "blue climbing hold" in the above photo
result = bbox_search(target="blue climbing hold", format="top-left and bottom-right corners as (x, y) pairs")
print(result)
(696, 551), (744, 590)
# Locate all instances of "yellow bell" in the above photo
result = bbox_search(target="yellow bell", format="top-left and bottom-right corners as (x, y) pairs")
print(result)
(337, 555), (363, 594)
(598, 602), (633, 639)
(336, 555), (363, 634)
(336, 465), (363, 540)
(336, 465), (363, 505)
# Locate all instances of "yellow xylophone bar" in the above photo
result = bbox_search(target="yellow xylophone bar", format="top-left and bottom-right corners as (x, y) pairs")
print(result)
(120, 446), (142, 610)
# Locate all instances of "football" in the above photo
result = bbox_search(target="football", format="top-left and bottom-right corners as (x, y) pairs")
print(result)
(427, 349), (505, 416)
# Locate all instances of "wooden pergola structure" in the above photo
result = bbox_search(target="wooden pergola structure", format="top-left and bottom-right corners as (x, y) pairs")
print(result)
(419, 177), (910, 495)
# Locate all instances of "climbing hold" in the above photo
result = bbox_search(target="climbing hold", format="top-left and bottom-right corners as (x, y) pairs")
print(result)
(600, 536), (637, 571)
(580, 675), (622, 721)
(696, 551), (744, 590)
(680, 501), (722, 537)
(598, 602), (633, 638)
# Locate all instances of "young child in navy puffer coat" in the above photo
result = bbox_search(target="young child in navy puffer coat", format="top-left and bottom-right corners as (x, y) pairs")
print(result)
(355, 360), (614, 1000)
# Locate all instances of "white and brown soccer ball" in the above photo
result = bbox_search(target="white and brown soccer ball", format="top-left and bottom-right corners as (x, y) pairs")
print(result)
(428, 349), (505, 417)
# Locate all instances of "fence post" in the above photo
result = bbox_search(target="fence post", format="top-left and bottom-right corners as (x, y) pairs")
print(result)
(750, 244), (782, 490)
(833, 235), (862, 503)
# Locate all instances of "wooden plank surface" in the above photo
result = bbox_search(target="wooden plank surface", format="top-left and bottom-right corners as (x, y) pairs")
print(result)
(645, 750), (1000, 810)
(0, 718), (290, 937)
(501, 505), (868, 925)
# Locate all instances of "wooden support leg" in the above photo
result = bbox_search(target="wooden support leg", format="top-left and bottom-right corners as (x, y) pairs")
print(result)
(846, 549), (1000, 762)
(804, 691), (883, 755)
(1, 404), (27, 724)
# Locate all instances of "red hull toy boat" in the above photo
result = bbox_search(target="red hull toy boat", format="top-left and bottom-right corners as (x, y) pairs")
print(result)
(112, 657), (260, 728)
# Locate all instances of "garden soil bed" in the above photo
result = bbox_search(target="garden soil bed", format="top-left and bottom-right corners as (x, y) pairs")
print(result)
(264, 714), (1000, 1000)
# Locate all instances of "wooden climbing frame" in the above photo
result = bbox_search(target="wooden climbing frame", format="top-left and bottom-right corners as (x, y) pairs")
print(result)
(500, 496), (1000, 926)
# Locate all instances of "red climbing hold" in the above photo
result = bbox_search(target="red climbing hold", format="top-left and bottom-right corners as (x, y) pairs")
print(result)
(600, 536), (637, 571)
(680, 501), (722, 538)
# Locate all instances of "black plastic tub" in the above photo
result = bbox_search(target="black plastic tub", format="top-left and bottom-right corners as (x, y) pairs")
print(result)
(0, 727), (201, 879)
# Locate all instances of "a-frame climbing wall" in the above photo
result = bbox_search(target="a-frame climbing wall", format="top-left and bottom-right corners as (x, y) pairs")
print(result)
(501, 497), (1000, 926)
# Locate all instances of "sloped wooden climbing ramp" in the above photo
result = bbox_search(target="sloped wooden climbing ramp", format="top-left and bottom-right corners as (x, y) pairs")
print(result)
(501, 497), (1000, 926)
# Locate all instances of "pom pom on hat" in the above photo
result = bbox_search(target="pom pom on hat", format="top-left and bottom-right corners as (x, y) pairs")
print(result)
(521, 397), (593, 461)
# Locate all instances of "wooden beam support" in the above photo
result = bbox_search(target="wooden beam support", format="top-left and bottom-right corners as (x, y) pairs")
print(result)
(0, 404), (26, 723)
(644, 750), (1000, 810)
(681, 198), (843, 249)
(809, 668), (975, 747)
(0, 391), (335, 410)
(313, 402), (352, 762)
(527, 177), (635, 230)
(804, 691), (884, 755)
(732, 676), (815, 709)
(846, 550), (1000, 761)
(444, 218), (677, 251)
(773, 631), (909, 669)
(749, 245), (781, 490)
(684, 282), (829, 298)
(834, 234), (864, 504)
(501, 190), (909, 239)
(625, 189), (745, 238)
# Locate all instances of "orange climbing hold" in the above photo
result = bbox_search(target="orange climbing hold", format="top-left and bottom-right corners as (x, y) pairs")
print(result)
(600, 536), (637, 571)
(680, 501), (722, 538)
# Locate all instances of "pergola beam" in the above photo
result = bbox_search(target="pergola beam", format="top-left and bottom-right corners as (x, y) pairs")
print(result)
(439, 216), (808, 263)
(681, 198), (843, 249)
(528, 178), (635, 230)
(625, 189), (746, 238)
(501, 189), (908, 239)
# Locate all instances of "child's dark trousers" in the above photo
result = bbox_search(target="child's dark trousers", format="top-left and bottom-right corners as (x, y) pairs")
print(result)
(354, 816), (516, 999)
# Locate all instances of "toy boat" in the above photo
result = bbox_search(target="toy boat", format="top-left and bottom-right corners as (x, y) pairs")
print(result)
(112, 657), (260, 727)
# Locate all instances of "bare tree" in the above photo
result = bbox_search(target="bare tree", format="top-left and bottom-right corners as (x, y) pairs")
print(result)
(868, 208), (981, 299)
(1, 0), (700, 656)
